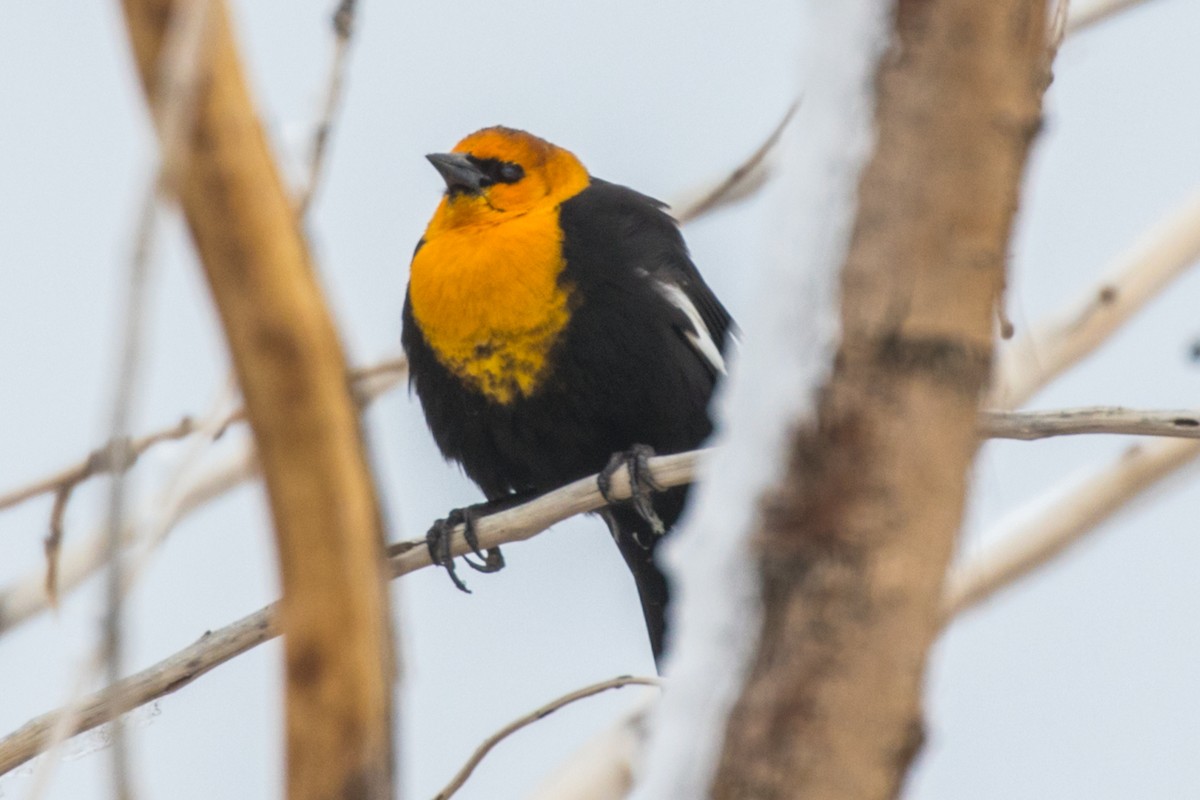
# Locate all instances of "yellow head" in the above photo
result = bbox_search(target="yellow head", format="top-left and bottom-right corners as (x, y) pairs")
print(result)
(422, 127), (591, 234)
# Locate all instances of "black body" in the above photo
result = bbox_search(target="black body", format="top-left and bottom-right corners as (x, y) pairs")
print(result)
(402, 179), (732, 663)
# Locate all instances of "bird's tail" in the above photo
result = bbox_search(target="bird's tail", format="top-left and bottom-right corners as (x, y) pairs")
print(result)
(603, 485), (690, 670)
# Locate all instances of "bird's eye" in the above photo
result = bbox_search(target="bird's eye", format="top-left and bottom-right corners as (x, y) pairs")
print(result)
(498, 162), (524, 183)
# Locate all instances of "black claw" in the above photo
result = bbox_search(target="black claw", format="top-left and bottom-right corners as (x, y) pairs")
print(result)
(457, 507), (506, 573)
(425, 500), (513, 591)
(598, 444), (666, 543)
(426, 515), (470, 593)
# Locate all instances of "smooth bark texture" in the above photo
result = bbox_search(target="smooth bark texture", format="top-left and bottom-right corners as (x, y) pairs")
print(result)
(710, 2), (1048, 798)
(118, 3), (394, 798)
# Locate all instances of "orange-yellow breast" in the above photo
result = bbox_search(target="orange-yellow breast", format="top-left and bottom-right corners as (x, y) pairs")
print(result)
(408, 203), (574, 405)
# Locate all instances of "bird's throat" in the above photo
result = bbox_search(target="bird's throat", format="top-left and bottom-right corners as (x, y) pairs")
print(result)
(409, 207), (573, 405)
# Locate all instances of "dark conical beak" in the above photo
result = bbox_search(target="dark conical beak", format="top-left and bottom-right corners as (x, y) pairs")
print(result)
(426, 152), (487, 195)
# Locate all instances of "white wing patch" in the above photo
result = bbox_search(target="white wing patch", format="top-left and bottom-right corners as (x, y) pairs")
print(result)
(655, 280), (726, 375)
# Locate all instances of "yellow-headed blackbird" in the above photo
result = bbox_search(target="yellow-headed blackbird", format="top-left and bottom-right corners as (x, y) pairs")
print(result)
(402, 127), (732, 664)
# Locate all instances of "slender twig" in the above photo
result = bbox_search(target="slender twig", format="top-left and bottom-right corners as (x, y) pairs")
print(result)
(1, 418), (197, 513)
(0, 359), (403, 519)
(0, 447), (256, 638)
(433, 676), (662, 800)
(294, 0), (359, 216)
(0, 604), (276, 777)
(101, 190), (152, 800)
(0, 359), (403, 638)
(668, 100), (799, 225)
(97, 1), (216, 794)
(525, 701), (652, 800)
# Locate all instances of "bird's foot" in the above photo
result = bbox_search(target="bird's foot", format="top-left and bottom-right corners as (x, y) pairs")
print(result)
(597, 444), (666, 544)
(425, 504), (505, 594)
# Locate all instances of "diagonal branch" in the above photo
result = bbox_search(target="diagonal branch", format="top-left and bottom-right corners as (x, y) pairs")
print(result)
(669, 100), (799, 225)
(119, 1), (394, 797)
(991, 189), (1200, 410)
(942, 436), (1200, 617)
(433, 676), (662, 800)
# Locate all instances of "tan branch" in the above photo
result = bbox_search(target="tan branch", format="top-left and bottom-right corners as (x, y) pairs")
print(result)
(434, 676), (662, 800)
(119, 2), (393, 796)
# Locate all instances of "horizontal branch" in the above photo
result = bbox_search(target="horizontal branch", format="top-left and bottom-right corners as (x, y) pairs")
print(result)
(980, 407), (1200, 440)
(8, 399), (1200, 773)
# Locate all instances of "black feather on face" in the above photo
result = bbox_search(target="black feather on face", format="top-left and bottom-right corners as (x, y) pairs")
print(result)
(464, 156), (526, 187)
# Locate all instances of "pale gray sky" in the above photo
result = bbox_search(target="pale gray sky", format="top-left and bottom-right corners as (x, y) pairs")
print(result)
(1, 2), (1198, 798)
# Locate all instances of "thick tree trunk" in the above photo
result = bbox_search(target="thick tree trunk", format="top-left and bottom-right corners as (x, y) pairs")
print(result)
(119, 3), (395, 798)
(710, 2), (1048, 798)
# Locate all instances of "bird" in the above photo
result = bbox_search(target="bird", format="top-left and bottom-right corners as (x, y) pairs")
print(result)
(401, 126), (732, 666)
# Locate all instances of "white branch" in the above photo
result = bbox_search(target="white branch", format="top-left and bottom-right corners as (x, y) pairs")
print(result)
(991, 189), (1200, 409)
(943, 436), (1200, 616)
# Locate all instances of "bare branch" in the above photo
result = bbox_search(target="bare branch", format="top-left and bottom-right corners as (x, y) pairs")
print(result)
(991, 189), (1200, 409)
(0, 358), (403, 519)
(9, 395), (1200, 643)
(433, 676), (662, 800)
(0, 446), (256, 637)
(981, 407), (1200, 440)
(294, 0), (359, 215)
(668, 101), (799, 225)
(526, 703), (652, 800)
(0, 451), (693, 778)
(121, 2), (395, 794)
(0, 357), (403, 637)
(0, 603), (276, 777)
(1, 418), (197, 513)
(5, 411), (1197, 776)
(943, 436), (1200, 617)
